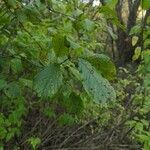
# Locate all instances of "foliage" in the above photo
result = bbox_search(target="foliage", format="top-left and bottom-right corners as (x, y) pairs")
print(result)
(0, 0), (117, 148)
(127, 15), (150, 150)
(34, 63), (63, 98)
(0, 0), (149, 149)
(28, 137), (41, 150)
(79, 58), (116, 103)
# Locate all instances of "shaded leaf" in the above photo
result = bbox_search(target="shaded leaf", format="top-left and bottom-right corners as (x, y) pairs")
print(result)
(7, 0), (17, 8)
(83, 19), (95, 31)
(130, 25), (141, 35)
(19, 78), (33, 89)
(85, 54), (116, 80)
(34, 64), (63, 98)
(68, 66), (82, 81)
(64, 92), (84, 115)
(58, 113), (75, 126)
(42, 107), (56, 118)
(4, 82), (21, 98)
(0, 79), (7, 91)
(52, 35), (69, 57)
(11, 58), (23, 73)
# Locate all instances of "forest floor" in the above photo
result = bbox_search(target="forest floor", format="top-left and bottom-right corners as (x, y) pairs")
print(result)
(5, 65), (143, 150)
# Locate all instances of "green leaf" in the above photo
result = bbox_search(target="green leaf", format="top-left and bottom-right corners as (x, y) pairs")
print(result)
(19, 78), (33, 89)
(0, 143), (4, 150)
(42, 107), (56, 118)
(0, 114), (5, 125)
(0, 127), (7, 140)
(141, 0), (150, 10)
(28, 137), (41, 150)
(83, 19), (95, 31)
(17, 9), (27, 23)
(73, 9), (83, 17)
(34, 64), (63, 98)
(143, 50), (150, 65)
(58, 113), (75, 126)
(105, 0), (118, 9)
(85, 54), (116, 80)
(0, 79), (7, 91)
(66, 37), (83, 56)
(100, 5), (117, 18)
(107, 26), (118, 40)
(144, 39), (150, 48)
(132, 47), (141, 61)
(99, 6), (125, 30)
(64, 92), (84, 115)
(25, 5), (41, 19)
(129, 25), (141, 35)
(132, 36), (138, 46)
(6, 131), (15, 142)
(68, 66), (82, 81)
(7, 0), (17, 8)
(11, 58), (23, 73)
(0, 35), (8, 46)
(4, 82), (21, 98)
(52, 34), (69, 57)
(78, 59), (116, 103)
(147, 16), (150, 24)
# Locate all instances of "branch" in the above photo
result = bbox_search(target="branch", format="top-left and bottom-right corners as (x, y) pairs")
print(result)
(59, 57), (70, 65)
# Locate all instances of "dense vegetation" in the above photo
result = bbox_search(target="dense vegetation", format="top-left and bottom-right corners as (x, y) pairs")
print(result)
(0, 0), (150, 149)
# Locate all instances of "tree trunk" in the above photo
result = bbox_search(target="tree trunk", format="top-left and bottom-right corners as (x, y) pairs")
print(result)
(115, 0), (141, 66)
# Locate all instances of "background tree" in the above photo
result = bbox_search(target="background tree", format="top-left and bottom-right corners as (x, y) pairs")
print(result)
(98, 0), (150, 66)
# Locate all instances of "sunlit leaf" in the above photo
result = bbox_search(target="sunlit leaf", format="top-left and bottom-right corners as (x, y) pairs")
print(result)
(132, 36), (139, 46)
(79, 59), (116, 103)
(132, 47), (141, 61)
